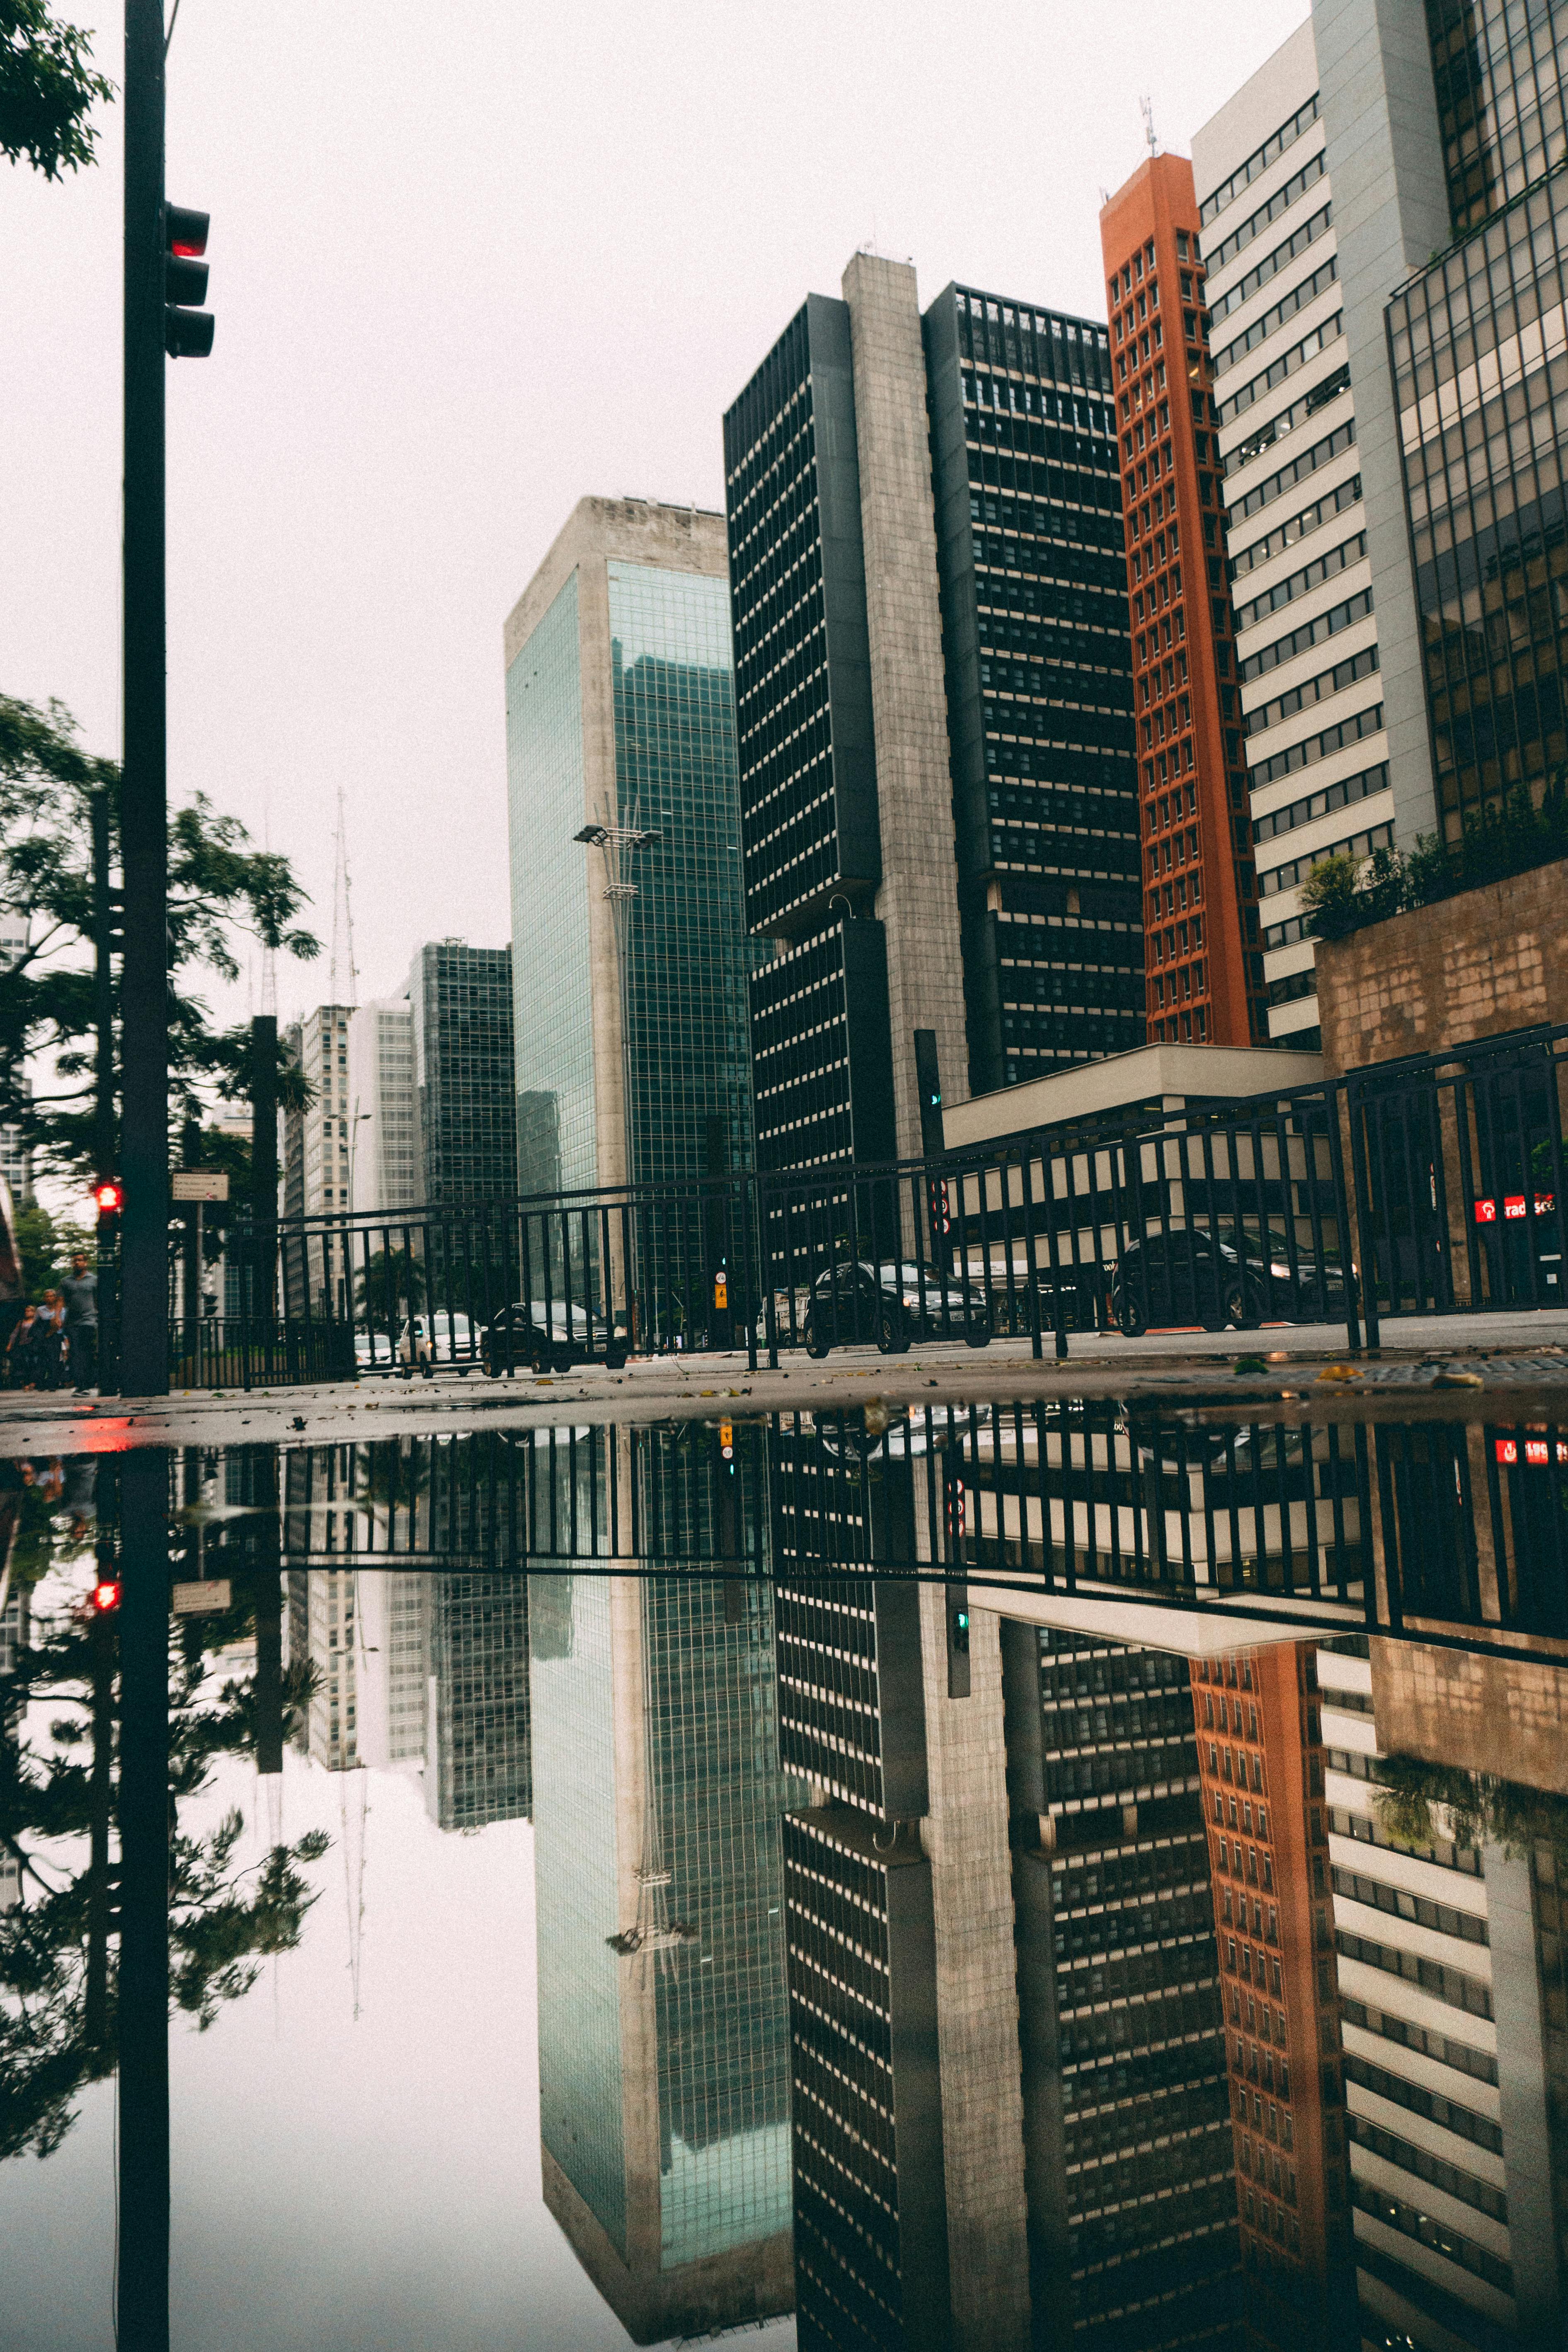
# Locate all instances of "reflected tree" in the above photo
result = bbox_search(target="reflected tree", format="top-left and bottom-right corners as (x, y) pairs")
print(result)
(0, 1519), (327, 2161)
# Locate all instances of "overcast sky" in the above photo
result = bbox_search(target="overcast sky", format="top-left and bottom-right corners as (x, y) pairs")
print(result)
(3, 0), (1309, 1036)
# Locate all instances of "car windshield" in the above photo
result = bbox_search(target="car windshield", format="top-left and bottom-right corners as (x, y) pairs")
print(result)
(885, 1262), (969, 1292)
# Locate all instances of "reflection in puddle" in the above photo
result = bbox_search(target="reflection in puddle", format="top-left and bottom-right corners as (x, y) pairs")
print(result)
(0, 1404), (1564, 2347)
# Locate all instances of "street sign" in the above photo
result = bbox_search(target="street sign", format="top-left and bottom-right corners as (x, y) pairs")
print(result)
(171, 1579), (232, 1615)
(171, 1171), (228, 1201)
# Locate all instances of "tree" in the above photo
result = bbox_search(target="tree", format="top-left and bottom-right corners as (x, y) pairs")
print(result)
(0, 694), (321, 1182)
(355, 1248), (426, 1326)
(0, 0), (112, 179)
(11, 1200), (92, 1299)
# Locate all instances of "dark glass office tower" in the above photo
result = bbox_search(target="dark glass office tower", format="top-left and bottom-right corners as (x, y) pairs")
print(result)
(407, 940), (517, 1203)
(924, 286), (1146, 1088)
(723, 296), (896, 1172)
(725, 260), (1143, 1162)
(1377, 5), (1568, 834)
(1002, 1626), (1241, 2349)
(424, 1572), (531, 1830)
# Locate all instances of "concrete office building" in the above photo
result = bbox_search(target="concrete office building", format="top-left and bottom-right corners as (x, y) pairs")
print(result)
(406, 940), (516, 1204)
(281, 1002), (356, 1220)
(346, 994), (418, 1214)
(726, 256), (1140, 1168)
(1194, 22), (1392, 1054)
(530, 1568), (796, 2342)
(1100, 155), (1269, 1049)
(1318, 1634), (1563, 2348)
(502, 499), (754, 1197)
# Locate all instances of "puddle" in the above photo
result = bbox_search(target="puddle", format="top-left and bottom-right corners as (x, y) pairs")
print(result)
(1, 1405), (1564, 2346)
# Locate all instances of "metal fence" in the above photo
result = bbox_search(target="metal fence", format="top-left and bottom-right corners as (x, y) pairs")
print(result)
(225, 1399), (1568, 1656)
(159, 1017), (1568, 1388)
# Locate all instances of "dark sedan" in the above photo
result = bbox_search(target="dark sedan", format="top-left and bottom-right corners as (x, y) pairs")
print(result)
(1109, 1226), (1355, 1336)
(802, 1260), (992, 1357)
(481, 1300), (628, 1375)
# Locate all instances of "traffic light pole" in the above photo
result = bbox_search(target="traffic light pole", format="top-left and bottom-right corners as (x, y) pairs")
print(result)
(92, 789), (121, 1389)
(119, 0), (170, 1398)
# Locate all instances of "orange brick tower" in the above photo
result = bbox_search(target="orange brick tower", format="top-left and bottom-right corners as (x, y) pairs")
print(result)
(1190, 1645), (1355, 2348)
(1100, 155), (1266, 1046)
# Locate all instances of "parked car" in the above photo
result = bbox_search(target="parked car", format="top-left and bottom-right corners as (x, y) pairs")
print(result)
(801, 1259), (992, 1357)
(480, 1300), (628, 1376)
(353, 1331), (397, 1370)
(397, 1312), (480, 1372)
(1109, 1225), (1355, 1336)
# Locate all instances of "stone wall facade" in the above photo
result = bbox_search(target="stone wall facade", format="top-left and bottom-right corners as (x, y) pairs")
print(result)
(1314, 855), (1568, 1074)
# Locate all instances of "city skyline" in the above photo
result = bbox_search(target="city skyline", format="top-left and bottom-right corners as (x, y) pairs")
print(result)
(2, 1), (1314, 1051)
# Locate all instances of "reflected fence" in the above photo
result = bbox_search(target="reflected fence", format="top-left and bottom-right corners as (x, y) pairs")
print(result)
(161, 1017), (1568, 1389)
(221, 1400), (1568, 1659)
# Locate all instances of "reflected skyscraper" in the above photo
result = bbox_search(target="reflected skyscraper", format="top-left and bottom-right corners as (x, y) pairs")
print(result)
(531, 1563), (796, 2340)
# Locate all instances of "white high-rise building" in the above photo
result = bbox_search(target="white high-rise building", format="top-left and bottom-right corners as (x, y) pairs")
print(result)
(1193, 19), (1392, 1057)
(346, 996), (418, 1215)
(281, 1003), (356, 1220)
(1318, 1639), (1556, 2346)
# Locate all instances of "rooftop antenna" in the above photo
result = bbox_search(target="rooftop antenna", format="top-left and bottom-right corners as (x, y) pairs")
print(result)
(328, 788), (358, 1009)
(1141, 96), (1158, 158)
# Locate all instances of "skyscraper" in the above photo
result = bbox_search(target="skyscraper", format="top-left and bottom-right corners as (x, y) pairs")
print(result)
(406, 939), (516, 1203)
(281, 1002), (356, 1219)
(1100, 153), (1269, 1049)
(530, 1569), (796, 2341)
(502, 498), (754, 1197)
(726, 256), (1141, 1158)
(346, 994), (418, 1213)
(424, 1572), (531, 1830)
(1313, 0), (1568, 851)
(1194, 20), (1391, 1053)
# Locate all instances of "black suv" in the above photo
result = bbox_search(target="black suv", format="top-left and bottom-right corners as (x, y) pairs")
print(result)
(1109, 1226), (1355, 1335)
(801, 1260), (992, 1357)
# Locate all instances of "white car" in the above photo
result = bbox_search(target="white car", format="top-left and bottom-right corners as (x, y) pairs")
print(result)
(396, 1313), (480, 1372)
(354, 1332), (397, 1369)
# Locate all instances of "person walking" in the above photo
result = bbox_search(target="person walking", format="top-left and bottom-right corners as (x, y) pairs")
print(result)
(5, 1302), (39, 1388)
(33, 1292), (66, 1389)
(61, 1252), (99, 1395)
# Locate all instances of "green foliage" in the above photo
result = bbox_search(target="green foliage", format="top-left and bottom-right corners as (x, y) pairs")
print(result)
(1303, 771), (1568, 941)
(11, 1200), (92, 1298)
(0, 693), (321, 1180)
(0, 0), (112, 179)
(1374, 1751), (1568, 1860)
(354, 1247), (426, 1325)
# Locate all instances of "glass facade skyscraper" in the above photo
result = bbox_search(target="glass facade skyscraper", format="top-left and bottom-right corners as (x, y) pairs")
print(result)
(530, 1566), (797, 2338)
(406, 941), (517, 1204)
(504, 501), (755, 1197)
(1314, 0), (1568, 844)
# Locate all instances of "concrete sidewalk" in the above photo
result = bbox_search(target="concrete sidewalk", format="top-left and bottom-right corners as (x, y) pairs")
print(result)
(3, 1304), (1568, 1455)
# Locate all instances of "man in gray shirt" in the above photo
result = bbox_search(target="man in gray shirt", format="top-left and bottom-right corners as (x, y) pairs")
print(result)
(61, 1252), (97, 1394)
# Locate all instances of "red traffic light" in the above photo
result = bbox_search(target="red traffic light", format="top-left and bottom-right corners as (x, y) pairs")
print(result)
(166, 204), (208, 257)
(93, 1178), (123, 1215)
(165, 204), (214, 358)
(90, 1579), (121, 1614)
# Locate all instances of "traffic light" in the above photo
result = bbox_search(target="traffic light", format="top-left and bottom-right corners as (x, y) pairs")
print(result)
(165, 205), (214, 358)
(92, 1177), (124, 1216)
(718, 1418), (735, 1471)
(713, 1264), (728, 1313)
(90, 1577), (121, 1614)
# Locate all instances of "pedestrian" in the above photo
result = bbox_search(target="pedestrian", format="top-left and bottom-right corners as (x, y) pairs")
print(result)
(61, 1252), (99, 1395)
(33, 1292), (65, 1389)
(5, 1302), (39, 1387)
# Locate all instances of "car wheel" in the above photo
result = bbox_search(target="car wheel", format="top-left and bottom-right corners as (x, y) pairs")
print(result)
(876, 1305), (904, 1355)
(553, 1348), (574, 1372)
(1118, 1297), (1148, 1338)
(1225, 1281), (1260, 1331)
(964, 1326), (991, 1350)
(804, 1314), (829, 1360)
(605, 1349), (628, 1372)
(528, 1340), (551, 1375)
